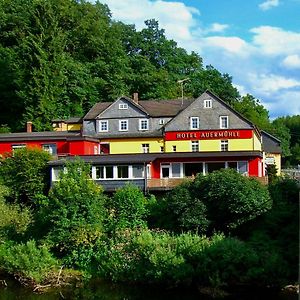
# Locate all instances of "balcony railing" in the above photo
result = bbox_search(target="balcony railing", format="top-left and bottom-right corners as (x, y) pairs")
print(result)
(147, 176), (269, 190)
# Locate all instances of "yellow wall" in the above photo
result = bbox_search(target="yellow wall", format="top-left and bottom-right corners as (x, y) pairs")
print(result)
(67, 123), (81, 131)
(265, 152), (281, 174)
(165, 138), (258, 152)
(253, 134), (262, 151)
(102, 138), (164, 154)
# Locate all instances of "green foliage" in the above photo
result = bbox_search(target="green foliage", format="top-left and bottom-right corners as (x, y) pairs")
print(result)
(0, 185), (32, 241)
(0, 148), (51, 206)
(194, 169), (272, 233)
(42, 159), (106, 262)
(234, 94), (270, 130)
(150, 169), (271, 234)
(0, 240), (58, 283)
(108, 183), (147, 231)
(149, 181), (209, 234)
(94, 229), (287, 287)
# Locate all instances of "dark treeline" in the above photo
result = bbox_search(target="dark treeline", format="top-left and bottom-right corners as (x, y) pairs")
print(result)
(0, 148), (298, 293)
(0, 0), (299, 164)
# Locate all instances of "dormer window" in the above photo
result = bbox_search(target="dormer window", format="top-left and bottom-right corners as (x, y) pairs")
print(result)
(119, 103), (128, 110)
(204, 99), (212, 108)
(190, 117), (199, 130)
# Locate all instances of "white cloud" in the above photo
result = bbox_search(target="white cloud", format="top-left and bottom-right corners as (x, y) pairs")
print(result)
(97, 0), (200, 42)
(282, 54), (300, 69)
(263, 91), (300, 117)
(207, 23), (229, 33)
(259, 0), (280, 11)
(250, 26), (300, 55)
(248, 73), (300, 95)
(203, 36), (249, 54)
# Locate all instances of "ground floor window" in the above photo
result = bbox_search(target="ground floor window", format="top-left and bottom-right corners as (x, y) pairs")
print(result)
(42, 144), (57, 155)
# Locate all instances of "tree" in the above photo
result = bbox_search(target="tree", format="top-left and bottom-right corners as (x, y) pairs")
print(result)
(0, 185), (32, 241)
(149, 181), (209, 234)
(194, 169), (272, 233)
(43, 159), (106, 257)
(108, 183), (148, 230)
(234, 94), (271, 130)
(0, 148), (51, 206)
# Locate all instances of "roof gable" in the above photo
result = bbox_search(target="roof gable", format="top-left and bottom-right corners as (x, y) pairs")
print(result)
(164, 91), (254, 131)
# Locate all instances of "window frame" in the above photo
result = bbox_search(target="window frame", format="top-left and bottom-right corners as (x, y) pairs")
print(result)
(191, 140), (199, 152)
(220, 116), (229, 129)
(190, 117), (199, 130)
(220, 140), (229, 151)
(119, 119), (128, 131)
(99, 120), (108, 132)
(118, 103), (128, 110)
(42, 143), (57, 155)
(142, 143), (150, 153)
(204, 99), (212, 108)
(139, 119), (149, 131)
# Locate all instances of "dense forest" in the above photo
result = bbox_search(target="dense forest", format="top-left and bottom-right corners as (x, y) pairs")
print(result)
(0, 0), (299, 165)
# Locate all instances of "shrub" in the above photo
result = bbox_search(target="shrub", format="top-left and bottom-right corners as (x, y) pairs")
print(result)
(0, 240), (58, 283)
(0, 148), (51, 206)
(194, 169), (272, 233)
(0, 185), (32, 242)
(108, 183), (148, 231)
(42, 159), (106, 260)
(149, 181), (209, 234)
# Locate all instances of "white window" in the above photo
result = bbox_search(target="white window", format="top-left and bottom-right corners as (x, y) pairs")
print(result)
(99, 120), (108, 132)
(220, 140), (228, 151)
(159, 119), (165, 125)
(117, 165), (129, 178)
(220, 116), (229, 129)
(190, 117), (199, 130)
(119, 103), (128, 110)
(204, 99), (212, 108)
(119, 120), (128, 131)
(139, 119), (149, 131)
(12, 144), (26, 151)
(191, 140), (199, 152)
(142, 143), (149, 153)
(42, 144), (57, 155)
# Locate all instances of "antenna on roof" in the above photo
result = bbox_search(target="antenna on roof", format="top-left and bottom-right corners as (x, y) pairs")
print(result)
(177, 78), (190, 105)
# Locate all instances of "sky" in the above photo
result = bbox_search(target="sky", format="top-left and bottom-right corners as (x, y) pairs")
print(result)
(95, 0), (300, 119)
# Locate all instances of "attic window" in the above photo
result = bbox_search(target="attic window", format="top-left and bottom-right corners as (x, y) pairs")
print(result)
(204, 99), (212, 108)
(159, 119), (165, 125)
(119, 103), (128, 110)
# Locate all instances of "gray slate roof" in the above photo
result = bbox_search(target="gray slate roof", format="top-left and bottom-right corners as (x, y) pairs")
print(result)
(84, 98), (194, 119)
(49, 151), (263, 166)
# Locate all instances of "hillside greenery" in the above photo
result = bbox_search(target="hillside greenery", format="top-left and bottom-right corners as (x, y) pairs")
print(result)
(0, 0), (299, 164)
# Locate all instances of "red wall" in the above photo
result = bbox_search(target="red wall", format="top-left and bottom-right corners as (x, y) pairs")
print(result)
(151, 156), (261, 179)
(0, 140), (99, 156)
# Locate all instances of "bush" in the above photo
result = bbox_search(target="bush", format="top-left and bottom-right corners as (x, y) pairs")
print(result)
(0, 185), (32, 242)
(0, 240), (58, 283)
(107, 183), (148, 231)
(0, 148), (51, 206)
(42, 159), (106, 261)
(149, 181), (209, 234)
(194, 169), (272, 233)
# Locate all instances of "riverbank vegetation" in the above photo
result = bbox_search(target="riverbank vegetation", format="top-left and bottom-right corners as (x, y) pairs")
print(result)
(0, 148), (298, 294)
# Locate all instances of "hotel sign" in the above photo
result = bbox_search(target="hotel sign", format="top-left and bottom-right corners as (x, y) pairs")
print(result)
(165, 130), (253, 141)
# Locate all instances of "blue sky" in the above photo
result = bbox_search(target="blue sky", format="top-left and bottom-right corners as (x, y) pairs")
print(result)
(96, 0), (300, 118)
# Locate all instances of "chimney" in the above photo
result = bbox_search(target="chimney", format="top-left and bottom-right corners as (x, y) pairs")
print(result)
(26, 121), (32, 133)
(133, 92), (139, 104)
